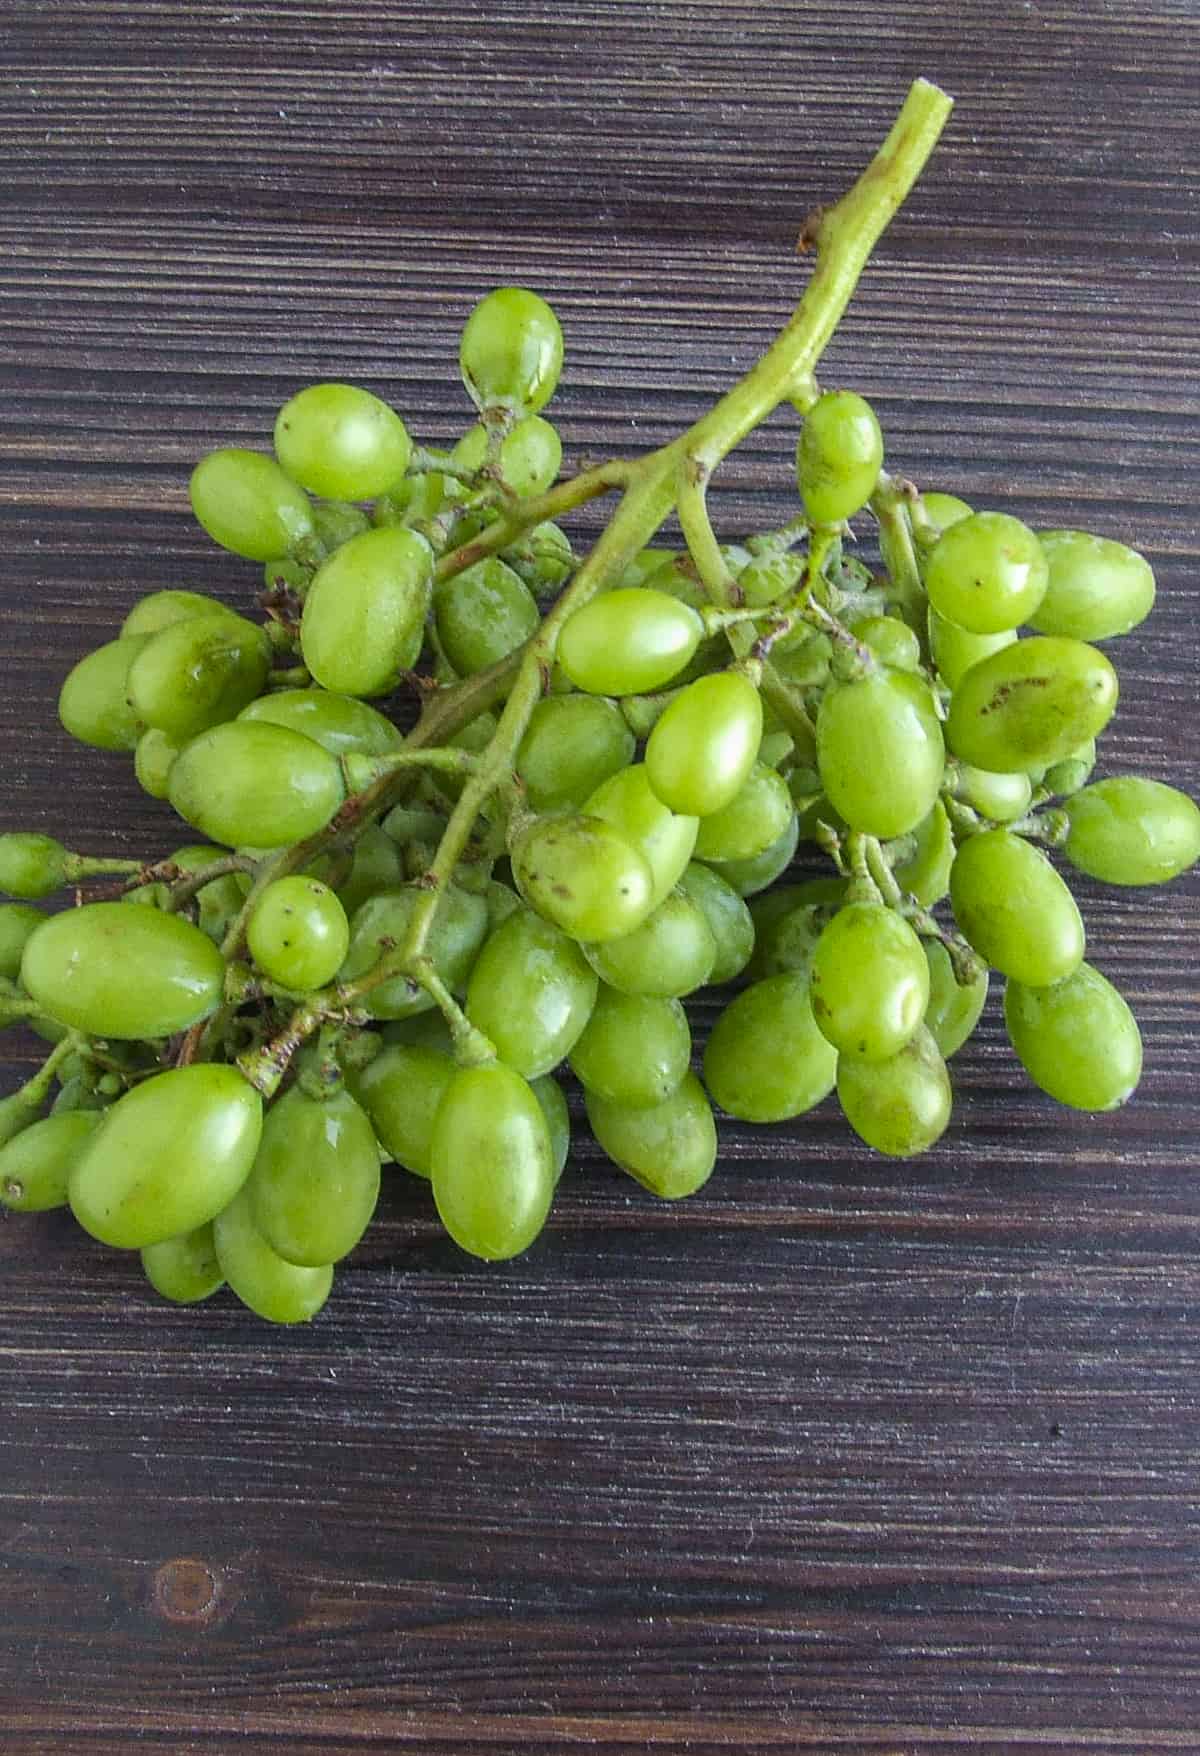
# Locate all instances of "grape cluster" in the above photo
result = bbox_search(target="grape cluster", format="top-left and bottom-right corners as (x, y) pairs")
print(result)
(1, 91), (1197, 1324)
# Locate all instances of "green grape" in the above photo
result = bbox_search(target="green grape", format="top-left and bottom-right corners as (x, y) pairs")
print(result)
(0, 1088), (45, 1147)
(300, 526), (434, 697)
(334, 824), (406, 919)
(954, 763), (1033, 824)
(583, 765), (699, 907)
(845, 614), (921, 672)
(21, 901), (225, 1038)
(247, 1084), (380, 1266)
(693, 763), (794, 863)
(481, 876), (523, 932)
(134, 727), (182, 799)
(946, 636), (1118, 774)
(311, 499), (372, 550)
(1031, 530), (1156, 641)
(140, 1223), (225, 1304)
(557, 589), (704, 696)
(923, 511), (1048, 635)
(246, 876), (350, 991)
(583, 889), (716, 998)
(585, 1071), (716, 1199)
(758, 731), (795, 770)
(949, 829), (1084, 985)
(796, 389), (884, 525)
(122, 588), (241, 640)
(433, 557), (540, 678)
(809, 902), (930, 1061)
(273, 382), (412, 500)
(703, 973), (838, 1123)
(569, 987), (690, 1108)
(674, 862), (755, 983)
(127, 612), (272, 744)
(169, 720), (345, 849)
(771, 628), (832, 681)
(239, 686), (402, 756)
(0, 902), (47, 979)
(167, 844), (252, 945)
(70, 1064), (263, 1250)
(816, 668), (943, 839)
(350, 1041), (453, 1177)
(459, 285), (564, 416)
(431, 1061), (556, 1259)
(1041, 738), (1096, 798)
(705, 810), (800, 897)
(189, 447), (315, 561)
(372, 468), (448, 528)
(737, 550), (805, 609)
(745, 877), (845, 982)
(891, 801), (955, 905)
(0, 1111), (102, 1213)
(1004, 962), (1142, 1111)
(340, 884), (489, 1019)
(922, 939), (989, 1059)
(639, 557), (728, 676)
(619, 547), (677, 588)
(927, 606), (1016, 690)
(1063, 776), (1200, 886)
(837, 1025), (952, 1157)
(512, 520), (574, 592)
(516, 695), (635, 813)
(465, 906), (598, 1077)
(58, 635), (150, 751)
(510, 813), (654, 944)
(918, 491), (974, 536)
(645, 671), (763, 817)
(530, 1074), (570, 1181)
(213, 1184), (333, 1324)
(452, 415), (562, 497)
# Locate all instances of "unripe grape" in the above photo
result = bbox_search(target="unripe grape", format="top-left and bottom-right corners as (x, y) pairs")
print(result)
(569, 988), (691, 1109)
(703, 973), (838, 1123)
(59, 636), (150, 751)
(927, 606), (1016, 690)
(0, 1111), (102, 1213)
(1031, 530), (1155, 640)
(924, 511), (1048, 635)
(1063, 776), (1200, 885)
(213, 1184), (333, 1324)
(583, 765), (698, 907)
(465, 907), (598, 1077)
(432, 557), (539, 677)
(459, 286), (564, 416)
(452, 415), (562, 497)
(168, 721), (346, 849)
(141, 1223), (225, 1305)
(247, 1084), (381, 1267)
(922, 940), (989, 1059)
(0, 833), (68, 899)
(674, 863), (755, 984)
(127, 612), (272, 744)
(796, 390), (883, 525)
(239, 686), (403, 757)
(809, 902), (929, 1061)
(516, 695), (635, 813)
(189, 447), (315, 560)
(583, 889), (716, 998)
(274, 382), (412, 500)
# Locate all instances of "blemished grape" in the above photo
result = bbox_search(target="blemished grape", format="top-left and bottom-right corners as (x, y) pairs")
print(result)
(816, 667), (944, 839)
(464, 906), (598, 1077)
(301, 526), (434, 697)
(274, 382), (412, 501)
(837, 1025), (952, 1157)
(169, 720), (346, 849)
(433, 557), (539, 677)
(0, 1111), (102, 1213)
(459, 285), (564, 416)
(511, 813), (655, 944)
(1063, 777), (1200, 886)
(213, 1183), (334, 1324)
(583, 888), (716, 998)
(796, 389), (884, 525)
(946, 636), (1118, 774)
(585, 1071), (717, 1199)
(1004, 962), (1142, 1110)
(21, 901), (226, 1039)
(569, 987), (691, 1109)
(583, 765), (699, 908)
(1031, 530), (1155, 641)
(703, 973), (838, 1123)
(430, 1061), (556, 1259)
(923, 511), (1048, 635)
(949, 828), (1085, 986)
(516, 695), (635, 813)
(809, 902), (930, 1061)
(247, 877), (350, 991)
(127, 611), (272, 744)
(558, 589), (704, 696)
(140, 1223), (225, 1305)
(247, 1084), (381, 1266)
(189, 447), (315, 560)
(645, 671), (764, 818)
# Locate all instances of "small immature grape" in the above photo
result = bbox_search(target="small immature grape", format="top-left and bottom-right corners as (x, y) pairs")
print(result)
(796, 390), (884, 526)
(122, 589), (241, 639)
(274, 382), (412, 500)
(247, 877), (350, 991)
(891, 802), (955, 906)
(459, 285), (564, 416)
(339, 885), (489, 1019)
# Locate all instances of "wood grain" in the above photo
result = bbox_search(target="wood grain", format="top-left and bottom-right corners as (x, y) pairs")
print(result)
(1, 3), (1198, 1750)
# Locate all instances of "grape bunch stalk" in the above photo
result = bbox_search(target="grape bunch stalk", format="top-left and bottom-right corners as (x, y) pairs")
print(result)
(1, 79), (1196, 1324)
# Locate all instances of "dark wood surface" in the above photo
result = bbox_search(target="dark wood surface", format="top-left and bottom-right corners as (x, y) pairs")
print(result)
(2, 3), (1199, 1749)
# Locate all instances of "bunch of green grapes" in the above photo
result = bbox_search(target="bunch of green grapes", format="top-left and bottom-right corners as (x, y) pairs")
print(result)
(1, 175), (1197, 1324)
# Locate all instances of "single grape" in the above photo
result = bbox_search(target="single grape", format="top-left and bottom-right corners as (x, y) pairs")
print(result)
(431, 1061), (556, 1259)
(452, 415), (562, 497)
(946, 636), (1118, 774)
(1031, 530), (1156, 640)
(918, 491), (974, 536)
(140, 1222), (225, 1305)
(674, 862), (755, 983)
(213, 1183), (333, 1324)
(703, 811), (800, 897)
(1004, 962), (1142, 1110)
(432, 557), (539, 677)
(796, 390), (884, 526)
(0, 1111), (102, 1213)
(274, 382), (412, 500)
(809, 902), (930, 1061)
(923, 511), (1048, 635)
(645, 671), (763, 817)
(510, 813), (655, 944)
(585, 1071), (716, 1199)
(557, 589), (704, 697)
(745, 877), (845, 982)
(922, 939), (989, 1059)
(583, 764), (699, 907)
(21, 901), (225, 1038)
(837, 1025), (952, 1157)
(247, 1084), (380, 1266)
(58, 635), (150, 751)
(816, 668), (944, 839)
(311, 499), (372, 551)
(465, 906), (598, 1077)
(170, 720), (345, 849)
(0, 901), (47, 978)
(459, 285), (564, 416)
(891, 801), (955, 906)
(69, 1064), (263, 1250)
(927, 607), (1017, 691)
(239, 687), (403, 757)
(300, 526), (434, 697)
(334, 824), (406, 920)
(845, 613), (921, 672)
(127, 611), (272, 744)
(693, 763), (794, 863)
(339, 885), (489, 1019)
(583, 888), (716, 998)
(246, 876), (350, 991)
(1063, 777), (1200, 886)
(954, 763), (1033, 824)
(122, 589), (241, 639)
(189, 447), (315, 560)
(703, 973), (838, 1123)
(949, 829), (1084, 985)
(134, 727), (182, 799)
(568, 987), (691, 1108)
(1040, 738), (1096, 798)
(516, 695), (635, 813)
(350, 1041), (453, 1178)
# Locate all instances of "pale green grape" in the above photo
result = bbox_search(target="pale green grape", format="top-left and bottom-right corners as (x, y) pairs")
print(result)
(949, 829), (1084, 985)
(923, 511), (1048, 634)
(1063, 777), (1200, 885)
(1005, 962), (1142, 1110)
(809, 902), (929, 1061)
(703, 973), (838, 1122)
(585, 1072), (716, 1199)
(569, 987), (691, 1108)
(1032, 530), (1155, 640)
(816, 668), (943, 838)
(274, 381), (412, 500)
(837, 1025), (952, 1156)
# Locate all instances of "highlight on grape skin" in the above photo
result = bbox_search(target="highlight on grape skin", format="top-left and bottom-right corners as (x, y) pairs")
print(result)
(0, 77), (1196, 1322)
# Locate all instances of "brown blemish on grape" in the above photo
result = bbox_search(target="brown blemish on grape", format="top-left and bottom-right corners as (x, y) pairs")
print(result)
(551, 884), (572, 899)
